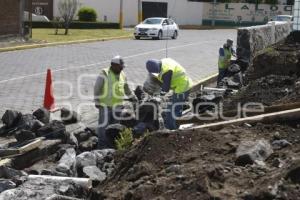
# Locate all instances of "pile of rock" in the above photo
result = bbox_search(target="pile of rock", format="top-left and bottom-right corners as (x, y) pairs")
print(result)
(53, 148), (115, 182)
(0, 108), (78, 143)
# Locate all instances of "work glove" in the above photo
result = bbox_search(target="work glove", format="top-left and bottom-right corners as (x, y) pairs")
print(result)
(95, 104), (101, 109)
(160, 91), (167, 96)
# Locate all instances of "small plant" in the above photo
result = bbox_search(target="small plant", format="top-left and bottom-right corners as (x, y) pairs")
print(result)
(115, 128), (133, 151)
(58, 0), (79, 35)
(78, 7), (97, 22)
(51, 17), (64, 35)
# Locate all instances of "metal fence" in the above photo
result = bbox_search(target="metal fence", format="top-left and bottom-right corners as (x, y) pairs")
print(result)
(294, 0), (300, 30)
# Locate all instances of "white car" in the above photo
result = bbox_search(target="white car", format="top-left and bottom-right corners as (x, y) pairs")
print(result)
(134, 17), (179, 40)
(24, 11), (50, 22)
(267, 15), (293, 24)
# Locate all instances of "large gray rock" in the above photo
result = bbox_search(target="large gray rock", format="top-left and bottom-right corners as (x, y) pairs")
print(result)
(15, 130), (36, 142)
(75, 131), (92, 143)
(285, 159), (300, 184)
(56, 148), (76, 176)
(82, 166), (106, 182)
(67, 132), (78, 148)
(76, 152), (97, 168)
(0, 180), (16, 193)
(235, 139), (273, 166)
(0, 166), (27, 179)
(1, 110), (22, 128)
(36, 120), (67, 140)
(16, 114), (37, 131)
(93, 149), (115, 157)
(92, 150), (105, 166)
(272, 139), (292, 150)
(33, 108), (50, 124)
(79, 136), (98, 152)
(30, 120), (44, 133)
(60, 108), (80, 124)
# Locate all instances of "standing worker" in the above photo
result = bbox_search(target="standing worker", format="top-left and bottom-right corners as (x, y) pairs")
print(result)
(145, 58), (193, 130)
(94, 56), (136, 149)
(217, 39), (236, 86)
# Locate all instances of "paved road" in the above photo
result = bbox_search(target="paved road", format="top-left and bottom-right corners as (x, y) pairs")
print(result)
(0, 29), (236, 120)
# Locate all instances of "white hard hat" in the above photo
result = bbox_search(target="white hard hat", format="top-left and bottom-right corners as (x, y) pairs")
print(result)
(111, 55), (124, 65)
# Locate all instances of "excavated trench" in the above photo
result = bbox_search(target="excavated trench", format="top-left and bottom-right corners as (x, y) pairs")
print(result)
(0, 31), (299, 200)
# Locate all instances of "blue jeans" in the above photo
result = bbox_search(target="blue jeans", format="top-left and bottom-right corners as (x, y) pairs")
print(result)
(97, 106), (119, 149)
(217, 68), (228, 86)
(164, 91), (189, 130)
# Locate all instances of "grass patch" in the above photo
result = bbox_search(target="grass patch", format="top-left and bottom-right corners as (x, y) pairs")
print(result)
(32, 28), (133, 43)
(115, 128), (133, 151)
(257, 46), (280, 57)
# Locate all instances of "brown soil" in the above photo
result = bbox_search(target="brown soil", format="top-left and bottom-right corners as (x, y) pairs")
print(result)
(92, 123), (300, 200)
(224, 32), (300, 110)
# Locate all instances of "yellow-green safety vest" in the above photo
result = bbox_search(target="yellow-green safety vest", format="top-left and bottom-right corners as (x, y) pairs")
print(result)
(158, 58), (193, 94)
(218, 48), (232, 69)
(99, 68), (126, 107)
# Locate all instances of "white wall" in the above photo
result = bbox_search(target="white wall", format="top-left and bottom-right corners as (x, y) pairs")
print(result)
(53, 0), (204, 26)
(203, 3), (294, 23)
(141, 0), (203, 26)
(54, 0), (120, 22)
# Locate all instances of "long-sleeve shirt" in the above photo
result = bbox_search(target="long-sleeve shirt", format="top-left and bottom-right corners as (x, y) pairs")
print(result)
(94, 72), (133, 105)
(161, 70), (173, 93)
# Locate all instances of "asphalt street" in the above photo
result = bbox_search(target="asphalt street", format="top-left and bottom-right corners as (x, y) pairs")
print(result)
(0, 29), (236, 120)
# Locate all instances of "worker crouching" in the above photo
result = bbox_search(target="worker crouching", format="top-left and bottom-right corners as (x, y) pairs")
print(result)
(146, 58), (193, 130)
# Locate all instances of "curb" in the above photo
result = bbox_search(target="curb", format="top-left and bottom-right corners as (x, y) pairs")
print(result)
(190, 73), (218, 93)
(0, 35), (132, 53)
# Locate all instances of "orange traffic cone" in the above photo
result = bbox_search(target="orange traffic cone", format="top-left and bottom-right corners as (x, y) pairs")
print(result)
(43, 69), (56, 111)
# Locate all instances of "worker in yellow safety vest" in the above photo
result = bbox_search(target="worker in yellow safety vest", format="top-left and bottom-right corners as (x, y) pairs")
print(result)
(146, 58), (193, 130)
(94, 56), (136, 149)
(217, 39), (236, 86)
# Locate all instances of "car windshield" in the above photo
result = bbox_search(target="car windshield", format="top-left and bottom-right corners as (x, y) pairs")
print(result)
(273, 16), (291, 21)
(142, 18), (162, 24)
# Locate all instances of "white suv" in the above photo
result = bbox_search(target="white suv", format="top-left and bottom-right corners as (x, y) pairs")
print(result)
(134, 17), (179, 40)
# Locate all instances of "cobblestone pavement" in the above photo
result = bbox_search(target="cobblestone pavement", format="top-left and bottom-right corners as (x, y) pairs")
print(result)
(0, 29), (236, 121)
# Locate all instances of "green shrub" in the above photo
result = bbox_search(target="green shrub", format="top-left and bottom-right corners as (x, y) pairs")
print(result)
(115, 128), (133, 151)
(78, 7), (97, 22)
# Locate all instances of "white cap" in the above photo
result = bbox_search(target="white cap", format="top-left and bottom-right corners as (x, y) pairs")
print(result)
(111, 55), (124, 65)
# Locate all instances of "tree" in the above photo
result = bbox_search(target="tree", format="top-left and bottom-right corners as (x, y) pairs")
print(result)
(58, 0), (79, 35)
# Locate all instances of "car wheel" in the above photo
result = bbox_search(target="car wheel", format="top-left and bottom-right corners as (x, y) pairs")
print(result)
(156, 31), (162, 40)
(135, 36), (140, 40)
(172, 31), (178, 39)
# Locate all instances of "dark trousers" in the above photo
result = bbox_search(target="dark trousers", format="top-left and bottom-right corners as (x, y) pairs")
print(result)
(217, 68), (228, 86)
(97, 106), (120, 149)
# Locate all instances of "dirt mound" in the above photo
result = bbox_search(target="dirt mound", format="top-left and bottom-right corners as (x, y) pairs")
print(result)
(286, 31), (300, 44)
(223, 34), (300, 110)
(247, 40), (300, 82)
(91, 122), (300, 200)
(223, 75), (300, 110)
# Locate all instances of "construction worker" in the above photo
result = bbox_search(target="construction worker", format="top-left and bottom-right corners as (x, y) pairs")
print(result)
(146, 58), (193, 130)
(217, 39), (236, 86)
(94, 56), (136, 149)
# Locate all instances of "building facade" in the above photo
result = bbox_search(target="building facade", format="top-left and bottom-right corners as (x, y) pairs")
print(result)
(53, 0), (204, 26)
(52, 0), (293, 26)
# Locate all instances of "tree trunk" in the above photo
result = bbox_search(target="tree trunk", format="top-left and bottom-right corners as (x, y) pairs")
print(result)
(64, 27), (69, 35)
